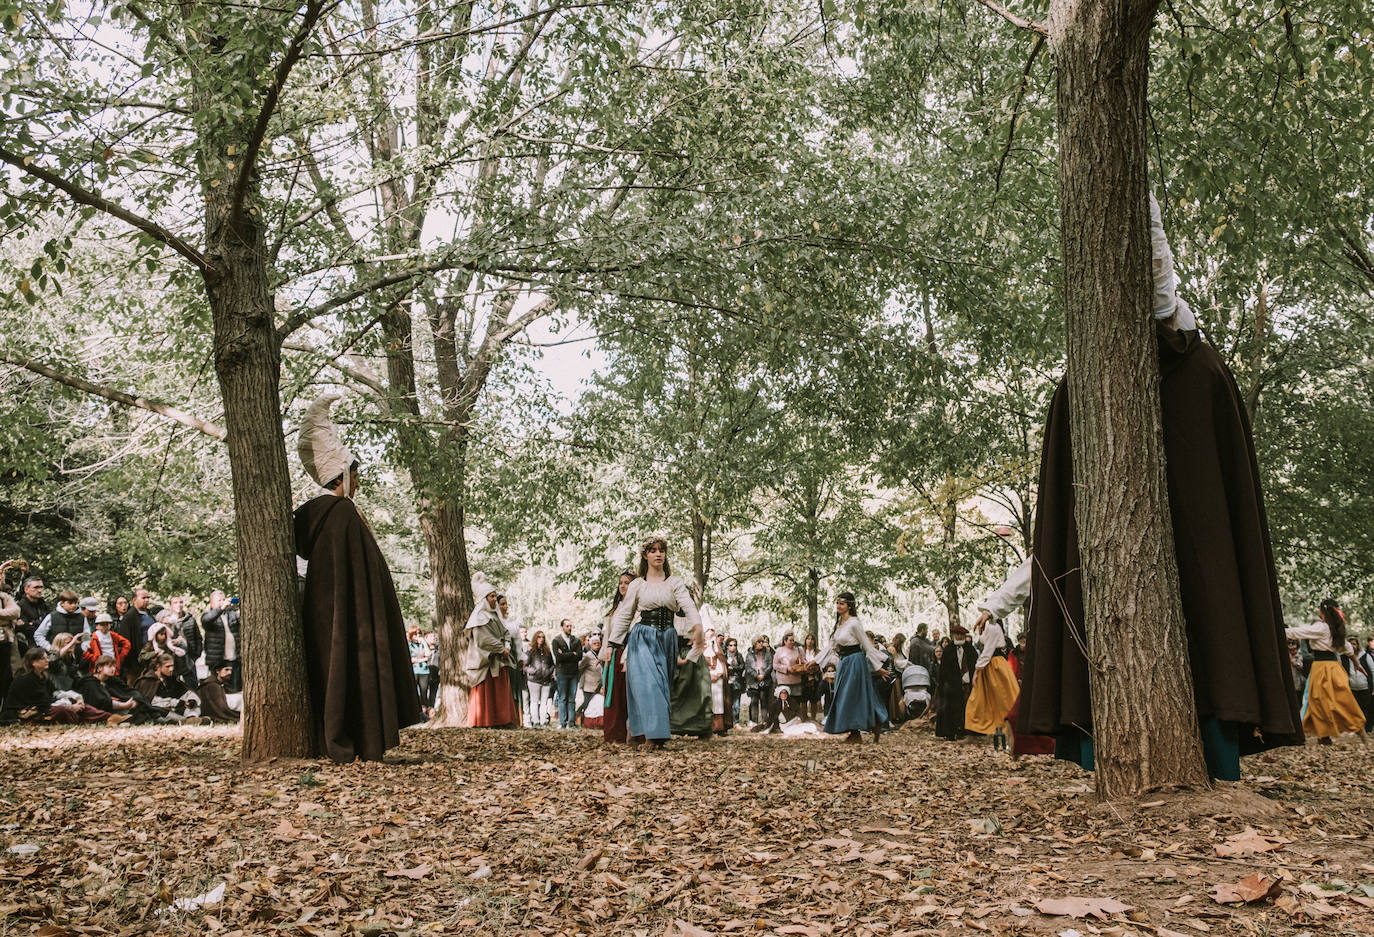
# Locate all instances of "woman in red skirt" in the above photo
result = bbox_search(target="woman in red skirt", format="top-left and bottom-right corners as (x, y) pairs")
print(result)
(464, 573), (516, 728)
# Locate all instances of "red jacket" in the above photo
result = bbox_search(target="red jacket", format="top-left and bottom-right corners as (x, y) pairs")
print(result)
(83, 630), (131, 673)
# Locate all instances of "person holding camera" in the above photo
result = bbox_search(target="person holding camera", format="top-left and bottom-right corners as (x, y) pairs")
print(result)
(201, 590), (242, 692)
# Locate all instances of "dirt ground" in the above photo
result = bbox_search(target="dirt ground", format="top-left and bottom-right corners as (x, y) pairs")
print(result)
(1, 721), (1370, 937)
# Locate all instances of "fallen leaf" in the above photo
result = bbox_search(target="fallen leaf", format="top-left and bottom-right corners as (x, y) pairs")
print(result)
(384, 863), (432, 879)
(1213, 828), (1287, 857)
(668, 921), (714, 937)
(1211, 874), (1283, 904)
(1034, 897), (1134, 919)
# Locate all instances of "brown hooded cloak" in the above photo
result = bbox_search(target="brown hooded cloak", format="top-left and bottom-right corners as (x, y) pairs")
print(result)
(295, 494), (424, 762)
(1018, 326), (1302, 767)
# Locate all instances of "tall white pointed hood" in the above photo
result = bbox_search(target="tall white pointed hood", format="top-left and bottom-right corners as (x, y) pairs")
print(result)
(297, 394), (356, 495)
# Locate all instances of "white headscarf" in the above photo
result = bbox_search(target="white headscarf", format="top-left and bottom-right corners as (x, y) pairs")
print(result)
(297, 394), (356, 496)
(1150, 193), (1196, 330)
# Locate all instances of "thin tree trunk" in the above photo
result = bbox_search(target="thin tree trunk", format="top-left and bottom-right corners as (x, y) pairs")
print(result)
(422, 496), (475, 728)
(1050, 0), (1209, 796)
(807, 567), (820, 640)
(941, 490), (962, 634)
(1245, 277), (1268, 423)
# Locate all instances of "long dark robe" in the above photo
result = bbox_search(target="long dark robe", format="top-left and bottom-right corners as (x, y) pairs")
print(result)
(198, 672), (240, 723)
(1018, 326), (1302, 764)
(295, 495), (423, 763)
(935, 642), (976, 740)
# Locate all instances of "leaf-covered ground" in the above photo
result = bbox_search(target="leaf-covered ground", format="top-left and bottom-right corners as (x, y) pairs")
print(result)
(1, 722), (1371, 937)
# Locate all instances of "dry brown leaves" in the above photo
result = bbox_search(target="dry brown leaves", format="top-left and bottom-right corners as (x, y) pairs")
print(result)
(0, 723), (1371, 936)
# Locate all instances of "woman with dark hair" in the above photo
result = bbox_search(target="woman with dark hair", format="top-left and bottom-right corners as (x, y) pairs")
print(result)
(1286, 600), (1368, 744)
(816, 592), (890, 743)
(603, 535), (703, 749)
(112, 595), (130, 619)
(524, 630), (555, 726)
(599, 570), (635, 743)
(801, 632), (822, 720)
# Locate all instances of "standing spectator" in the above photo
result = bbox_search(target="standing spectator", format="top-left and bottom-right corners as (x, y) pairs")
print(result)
(801, 632), (823, 721)
(117, 588), (155, 677)
(34, 591), (87, 651)
(577, 633), (604, 727)
(1346, 634), (1371, 734)
(706, 633), (733, 735)
(424, 631), (440, 715)
(500, 596), (529, 723)
(551, 618), (583, 729)
(0, 567), (24, 706)
(407, 626), (431, 716)
(524, 630), (555, 727)
(112, 595), (130, 620)
(772, 630), (803, 702)
(743, 635), (774, 724)
(935, 626), (978, 741)
(83, 612), (131, 674)
(15, 576), (49, 646)
(907, 623), (936, 673)
(201, 590), (242, 692)
(1287, 638), (1306, 696)
(724, 636), (745, 724)
(167, 596), (202, 687)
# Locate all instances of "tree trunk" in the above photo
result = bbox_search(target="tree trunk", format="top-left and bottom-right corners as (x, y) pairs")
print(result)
(940, 489), (962, 634)
(1050, 0), (1209, 796)
(421, 495), (475, 728)
(1245, 277), (1267, 423)
(203, 193), (315, 762)
(806, 567), (820, 640)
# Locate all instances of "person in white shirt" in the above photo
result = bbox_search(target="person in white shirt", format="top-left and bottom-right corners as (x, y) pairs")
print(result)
(603, 534), (702, 749)
(1284, 600), (1367, 745)
(816, 592), (890, 743)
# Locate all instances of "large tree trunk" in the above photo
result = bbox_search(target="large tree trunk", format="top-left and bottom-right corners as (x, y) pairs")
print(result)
(203, 190), (315, 762)
(1050, 0), (1209, 796)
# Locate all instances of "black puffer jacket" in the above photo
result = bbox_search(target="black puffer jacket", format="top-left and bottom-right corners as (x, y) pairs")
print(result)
(201, 606), (241, 665)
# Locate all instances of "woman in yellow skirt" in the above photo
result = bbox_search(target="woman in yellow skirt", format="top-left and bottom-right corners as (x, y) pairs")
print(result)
(965, 616), (1020, 748)
(1286, 600), (1367, 745)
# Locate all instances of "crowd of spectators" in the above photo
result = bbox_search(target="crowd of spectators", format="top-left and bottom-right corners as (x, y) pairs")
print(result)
(0, 561), (243, 727)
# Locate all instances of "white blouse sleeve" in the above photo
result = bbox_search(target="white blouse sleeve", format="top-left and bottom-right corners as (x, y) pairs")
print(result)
(975, 622), (1003, 670)
(606, 580), (640, 647)
(853, 619), (887, 672)
(977, 557), (1031, 621)
(1285, 620), (1332, 646)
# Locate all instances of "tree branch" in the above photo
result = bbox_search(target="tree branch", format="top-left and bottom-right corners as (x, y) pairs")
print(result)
(0, 352), (227, 440)
(977, 0), (1049, 37)
(230, 0), (333, 224)
(0, 146), (211, 272)
(994, 32), (1046, 194)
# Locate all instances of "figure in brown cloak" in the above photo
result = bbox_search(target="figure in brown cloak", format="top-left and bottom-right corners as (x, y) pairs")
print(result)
(295, 395), (423, 762)
(996, 195), (1302, 780)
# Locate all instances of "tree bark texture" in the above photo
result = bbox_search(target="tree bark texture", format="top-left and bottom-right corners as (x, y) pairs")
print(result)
(203, 195), (316, 762)
(1049, 0), (1209, 796)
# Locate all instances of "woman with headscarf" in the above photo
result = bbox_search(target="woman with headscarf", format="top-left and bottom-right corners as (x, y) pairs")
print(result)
(464, 573), (517, 728)
(816, 592), (889, 743)
(1285, 600), (1367, 745)
(705, 631), (733, 735)
(603, 534), (703, 749)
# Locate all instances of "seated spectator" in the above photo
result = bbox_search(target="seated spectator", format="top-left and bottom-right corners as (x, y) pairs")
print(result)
(135, 653), (204, 723)
(83, 613), (132, 674)
(139, 613), (190, 677)
(76, 655), (166, 725)
(1, 648), (108, 725)
(198, 663), (241, 723)
(750, 684), (803, 734)
(47, 632), (86, 691)
(33, 591), (89, 651)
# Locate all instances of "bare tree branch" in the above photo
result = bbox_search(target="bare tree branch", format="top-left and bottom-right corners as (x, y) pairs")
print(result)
(977, 0), (1049, 37)
(0, 146), (211, 272)
(0, 352), (227, 440)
